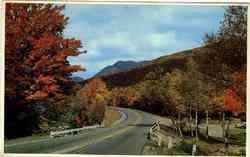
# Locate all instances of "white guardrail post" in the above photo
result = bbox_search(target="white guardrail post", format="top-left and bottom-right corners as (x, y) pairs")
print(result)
(50, 124), (104, 138)
(148, 120), (161, 146)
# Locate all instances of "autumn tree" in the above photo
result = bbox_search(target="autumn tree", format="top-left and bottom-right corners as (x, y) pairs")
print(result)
(184, 58), (199, 141)
(228, 64), (246, 118)
(138, 72), (167, 115)
(224, 88), (245, 117)
(109, 88), (121, 107)
(197, 80), (215, 139)
(218, 66), (246, 152)
(110, 87), (139, 107)
(5, 4), (84, 138)
(203, 6), (247, 71)
(199, 6), (247, 103)
(202, 5), (247, 147)
(181, 72), (196, 137)
(164, 69), (185, 137)
(181, 58), (214, 153)
(74, 78), (109, 125)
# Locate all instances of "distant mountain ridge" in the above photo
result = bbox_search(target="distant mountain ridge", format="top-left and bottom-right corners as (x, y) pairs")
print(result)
(72, 76), (84, 83)
(92, 47), (205, 88)
(95, 60), (150, 77)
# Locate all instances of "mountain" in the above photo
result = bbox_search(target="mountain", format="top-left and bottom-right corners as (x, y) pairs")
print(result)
(72, 76), (84, 83)
(92, 46), (206, 88)
(95, 60), (150, 77)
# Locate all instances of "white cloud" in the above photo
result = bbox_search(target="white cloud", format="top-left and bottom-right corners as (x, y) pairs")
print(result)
(146, 32), (174, 48)
(87, 32), (136, 55)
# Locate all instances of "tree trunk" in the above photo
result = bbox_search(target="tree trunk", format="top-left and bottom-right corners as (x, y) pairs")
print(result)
(168, 136), (173, 149)
(195, 106), (198, 142)
(192, 143), (197, 156)
(178, 112), (183, 138)
(222, 112), (225, 139)
(170, 118), (178, 134)
(221, 111), (230, 155)
(193, 104), (199, 156)
(206, 110), (209, 139)
(189, 104), (193, 137)
(225, 117), (230, 155)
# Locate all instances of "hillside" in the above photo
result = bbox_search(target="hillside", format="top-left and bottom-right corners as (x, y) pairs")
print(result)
(92, 46), (206, 88)
(95, 60), (150, 77)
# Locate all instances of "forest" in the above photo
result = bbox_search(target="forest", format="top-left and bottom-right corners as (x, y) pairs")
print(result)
(5, 4), (246, 155)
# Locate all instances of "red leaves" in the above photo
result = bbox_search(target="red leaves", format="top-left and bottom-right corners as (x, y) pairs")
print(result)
(47, 84), (60, 93)
(26, 91), (48, 101)
(62, 39), (82, 51)
(64, 65), (85, 73)
(224, 65), (246, 115)
(224, 88), (244, 115)
(5, 3), (85, 106)
(232, 64), (246, 105)
(37, 75), (56, 84)
(55, 53), (67, 62)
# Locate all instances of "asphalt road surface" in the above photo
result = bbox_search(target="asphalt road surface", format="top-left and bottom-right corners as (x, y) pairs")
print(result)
(5, 107), (158, 155)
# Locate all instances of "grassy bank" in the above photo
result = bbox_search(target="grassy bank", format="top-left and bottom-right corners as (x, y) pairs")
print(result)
(5, 107), (122, 145)
(142, 122), (246, 156)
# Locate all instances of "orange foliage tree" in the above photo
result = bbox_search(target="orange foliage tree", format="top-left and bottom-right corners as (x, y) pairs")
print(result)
(5, 4), (84, 138)
(231, 64), (246, 108)
(224, 88), (244, 116)
(110, 87), (139, 107)
(75, 78), (109, 125)
(224, 64), (246, 117)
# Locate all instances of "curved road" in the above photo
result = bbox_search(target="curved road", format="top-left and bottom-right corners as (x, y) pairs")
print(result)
(5, 107), (159, 155)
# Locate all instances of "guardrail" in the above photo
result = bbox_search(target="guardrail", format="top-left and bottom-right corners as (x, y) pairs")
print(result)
(50, 124), (103, 138)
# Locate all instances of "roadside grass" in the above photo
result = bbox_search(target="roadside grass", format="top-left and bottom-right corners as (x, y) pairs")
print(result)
(142, 134), (188, 155)
(142, 119), (246, 156)
(142, 141), (189, 155)
(6, 107), (121, 145)
(229, 127), (246, 146)
(198, 119), (246, 146)
(179, 124), (246, 156)
(102, 107), (121, 127)
(199, 125), (246, 146)
(178, 137), (245, 156)
(143, 136), (245, 156)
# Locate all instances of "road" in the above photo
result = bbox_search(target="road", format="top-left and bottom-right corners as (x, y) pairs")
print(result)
(5, 107), (159, 155)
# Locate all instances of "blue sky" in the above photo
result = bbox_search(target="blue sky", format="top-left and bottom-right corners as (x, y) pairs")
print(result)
(63, 5), (225, 79)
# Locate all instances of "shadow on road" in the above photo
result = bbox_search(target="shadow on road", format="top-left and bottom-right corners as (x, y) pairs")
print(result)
(128, 123), (152, 127)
